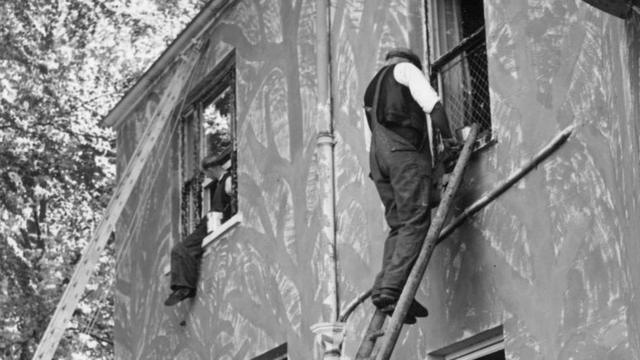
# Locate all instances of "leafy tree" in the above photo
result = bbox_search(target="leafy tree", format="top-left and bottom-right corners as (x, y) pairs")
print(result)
(0, 0), (206, 358)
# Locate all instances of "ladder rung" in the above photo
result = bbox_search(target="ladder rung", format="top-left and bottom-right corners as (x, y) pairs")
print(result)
(368, 330), (384, 340)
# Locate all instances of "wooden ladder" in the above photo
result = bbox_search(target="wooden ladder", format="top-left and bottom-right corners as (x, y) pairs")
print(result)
(354, 122), (574, 360)
(355, 123), (479, 360)
(31, 43), (203, 360)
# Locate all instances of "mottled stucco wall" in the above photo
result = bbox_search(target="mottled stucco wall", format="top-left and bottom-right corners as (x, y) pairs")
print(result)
(115, 1), (334, 359)
(115, 0), (640, 359)
(334, 1), (640, 360)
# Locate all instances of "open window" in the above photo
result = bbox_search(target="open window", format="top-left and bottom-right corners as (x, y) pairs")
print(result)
(427, 0), (492, 147)
(429, 326), (504, 360)
(180, 54), (238, 238)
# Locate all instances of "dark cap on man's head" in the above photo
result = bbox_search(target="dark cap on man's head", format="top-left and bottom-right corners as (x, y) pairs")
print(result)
(201, 146), (232, 169)
(385, 48), (422, 70)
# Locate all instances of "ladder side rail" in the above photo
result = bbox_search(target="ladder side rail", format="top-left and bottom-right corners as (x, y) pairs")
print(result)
(32, 48), (201, 360)
(355, 309), (387, 360)
(374, 123), (574, 359)
(351, 124), (574, 359)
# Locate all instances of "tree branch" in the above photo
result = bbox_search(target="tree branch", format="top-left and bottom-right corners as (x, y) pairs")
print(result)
(67, 327), (114, 347)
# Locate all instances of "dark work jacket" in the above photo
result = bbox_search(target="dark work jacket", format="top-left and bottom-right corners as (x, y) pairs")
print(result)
(211, 172), (232, 221)
(363, 64), (430, 152)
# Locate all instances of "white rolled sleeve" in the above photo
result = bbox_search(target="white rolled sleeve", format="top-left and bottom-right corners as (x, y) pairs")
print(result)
(393, 62), (440, 113)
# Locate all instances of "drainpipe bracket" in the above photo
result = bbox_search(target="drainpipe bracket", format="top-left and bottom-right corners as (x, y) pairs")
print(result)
(317, 131), (336, 146)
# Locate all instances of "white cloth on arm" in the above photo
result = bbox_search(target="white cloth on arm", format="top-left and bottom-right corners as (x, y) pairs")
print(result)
(393, 62), (440, 113)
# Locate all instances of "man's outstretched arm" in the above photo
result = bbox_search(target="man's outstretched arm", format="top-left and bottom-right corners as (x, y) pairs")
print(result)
(393, 62), (455, 140)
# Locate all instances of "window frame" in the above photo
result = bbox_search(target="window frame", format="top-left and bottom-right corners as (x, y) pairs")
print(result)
(427, 0), (493, 148)
(443, 335), (504, 360)
(179, 51), (239, 240)
(428, 326), (504, 360)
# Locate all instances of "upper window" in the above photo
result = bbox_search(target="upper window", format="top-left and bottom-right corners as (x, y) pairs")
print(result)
(180, 55), (237, 236)
(428, 0), (492, 146)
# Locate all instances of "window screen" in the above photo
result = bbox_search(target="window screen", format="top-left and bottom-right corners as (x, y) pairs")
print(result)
(429, 0), (492, 145)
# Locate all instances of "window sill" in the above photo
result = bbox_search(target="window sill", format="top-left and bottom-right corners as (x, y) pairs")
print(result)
(201, 212), (242, 248)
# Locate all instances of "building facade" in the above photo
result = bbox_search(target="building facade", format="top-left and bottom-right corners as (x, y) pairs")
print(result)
(108, 0), (640, 359)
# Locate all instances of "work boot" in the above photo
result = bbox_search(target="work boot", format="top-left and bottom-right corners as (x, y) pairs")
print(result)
(408, 299), (429, 318)
(371, 293), (396, 309)
(380, 300), (429, 318)
(164, 287), (195, 306)
(373, 293), (429, 323)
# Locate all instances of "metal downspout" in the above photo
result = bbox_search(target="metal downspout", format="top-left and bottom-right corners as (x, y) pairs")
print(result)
(312, 0), (345, 359)
(316, 0), (338, 320)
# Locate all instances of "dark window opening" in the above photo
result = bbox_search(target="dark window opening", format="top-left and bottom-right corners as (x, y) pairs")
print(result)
(459, 0), (485, 37)
(475, 350), (505, 360)
(429, 0), (492, 146)
(251, 343), (287, 360)
(581, 0), (636, 19)
(180, 54), (237, 237)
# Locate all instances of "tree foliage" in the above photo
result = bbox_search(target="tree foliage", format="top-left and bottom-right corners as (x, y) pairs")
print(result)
(0, 0), (205, 358)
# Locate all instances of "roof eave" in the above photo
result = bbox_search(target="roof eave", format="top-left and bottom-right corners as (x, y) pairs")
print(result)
(100, 0), (236, 128)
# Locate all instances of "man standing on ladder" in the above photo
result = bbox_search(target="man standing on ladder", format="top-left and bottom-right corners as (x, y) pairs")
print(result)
(364, 48), (459, 324)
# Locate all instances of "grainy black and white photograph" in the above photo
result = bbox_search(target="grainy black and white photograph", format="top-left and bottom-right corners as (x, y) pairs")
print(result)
(1, 1), (640, 359)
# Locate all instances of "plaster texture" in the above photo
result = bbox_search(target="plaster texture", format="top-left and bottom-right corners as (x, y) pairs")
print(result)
(114, 1), (640, 359)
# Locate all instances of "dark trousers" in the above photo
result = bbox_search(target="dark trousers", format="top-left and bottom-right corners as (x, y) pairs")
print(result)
(369, 125), (432, 299)
(170, 219), (207, 291)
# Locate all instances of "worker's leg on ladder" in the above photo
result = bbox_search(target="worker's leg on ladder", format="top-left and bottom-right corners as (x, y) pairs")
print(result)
(371, 227), (399, 302)
(370, 143), (402, 304)
(369, 130), (431, 321)
(380, 149), (431, 297)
